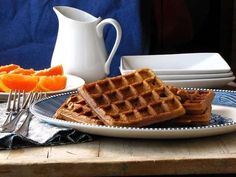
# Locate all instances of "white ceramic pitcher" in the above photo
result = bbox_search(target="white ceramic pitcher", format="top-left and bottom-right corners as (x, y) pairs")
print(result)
(51, 6), (122, 82)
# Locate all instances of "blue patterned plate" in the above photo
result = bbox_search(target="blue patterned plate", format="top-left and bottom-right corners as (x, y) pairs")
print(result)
(30, 89), (236, 139)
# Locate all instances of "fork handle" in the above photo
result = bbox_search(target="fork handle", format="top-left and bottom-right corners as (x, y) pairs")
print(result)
(1, 109), (27, 132)
(15, 112), (33, 137)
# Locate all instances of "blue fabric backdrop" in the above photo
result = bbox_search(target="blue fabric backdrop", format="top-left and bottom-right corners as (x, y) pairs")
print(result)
(0, 0), (146, 76)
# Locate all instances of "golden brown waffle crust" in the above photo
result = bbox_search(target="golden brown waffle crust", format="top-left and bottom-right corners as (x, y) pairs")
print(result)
(165, 86), (215, 126)
(79, 69), (186, 127)
(167, 107), (212, 126)
(54, 94), (104, 125)
(168, 86), (215, 115)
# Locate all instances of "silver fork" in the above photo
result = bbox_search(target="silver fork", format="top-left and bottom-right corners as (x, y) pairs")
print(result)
(2, 90), (23, 126)
(15, 92), (46, 137)
(1, 92), (33, 132)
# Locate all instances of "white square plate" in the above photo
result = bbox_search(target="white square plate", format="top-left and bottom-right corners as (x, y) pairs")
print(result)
(163, 76), (235, 88)
(158, 72), (233, 80)
(120, 53), (231, 75)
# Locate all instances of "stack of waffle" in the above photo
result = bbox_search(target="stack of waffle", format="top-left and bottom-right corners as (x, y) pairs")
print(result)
(54, 69), (215, 127)
(165, 86), (215, 126)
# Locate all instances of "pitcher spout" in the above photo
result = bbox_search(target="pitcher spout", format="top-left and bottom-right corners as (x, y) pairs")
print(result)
(53, 6), (100, 23)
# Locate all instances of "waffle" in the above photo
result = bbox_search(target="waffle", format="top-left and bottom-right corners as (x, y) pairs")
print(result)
(166, 107), (212, 126)
(166, 86), (214, 126)
(54, 94), (104, 125)
(78, 69), (186, 127)
(168, 86), (215, 115)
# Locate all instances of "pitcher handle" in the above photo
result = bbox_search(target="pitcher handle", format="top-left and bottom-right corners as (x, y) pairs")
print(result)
(96, 18), (122, 75)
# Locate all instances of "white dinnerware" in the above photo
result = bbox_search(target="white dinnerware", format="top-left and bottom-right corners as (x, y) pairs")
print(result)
(158, 72), (233, 80)
(164, 76), (235, 88)
(120, 53), (235, 88)
(51, 6), (122, 83)
(120, 53), (231, 75)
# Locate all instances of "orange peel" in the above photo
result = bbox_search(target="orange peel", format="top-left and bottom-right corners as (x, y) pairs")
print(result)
(34, 65), (63, 76)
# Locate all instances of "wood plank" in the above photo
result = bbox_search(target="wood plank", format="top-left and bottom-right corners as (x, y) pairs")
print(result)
(2, 133), (236, 163)
(0, 157), (236, 177)
(2, 134), (236, 162)
(99, 136), (229, 159)
(48, 140), (100, 160)
(0, 150), (10, 160)
(217, 132), (236, 154)
(6, 146), (49, 161)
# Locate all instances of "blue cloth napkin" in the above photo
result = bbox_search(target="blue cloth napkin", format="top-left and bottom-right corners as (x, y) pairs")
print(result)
(0, 101), (93, 150)
(0, 0), (146, 76)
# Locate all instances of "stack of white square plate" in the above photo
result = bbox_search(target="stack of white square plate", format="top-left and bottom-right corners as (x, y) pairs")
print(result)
(120, 53), (235, 88)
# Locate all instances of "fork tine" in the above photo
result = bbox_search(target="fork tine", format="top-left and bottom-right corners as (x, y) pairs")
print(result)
(42, 92), (47, 99)
(1, 91), (34, 132)
(29, 92), (37, 105)
(21, 92), (33, 109)
(37, 92), (46, 100)
(14, 92), (46, 137)
(36, 92), (42, 100)
(22, 91), (26, 106)
(2, 90), (21, 127)
(3, 90), (14, 126)
(12, 90), (17, 112)
(6, 90), (13, 112)
(16, 90), (21, 112)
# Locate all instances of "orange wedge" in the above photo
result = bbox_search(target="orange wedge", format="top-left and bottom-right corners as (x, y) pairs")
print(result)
(37, 75), (67, 92)
(34, 65), (64, 76)
(10, 68), (35, 75)
(0, 64), (20, 73)
(0, 74), (39, 92)
(0, 71), (7, 75)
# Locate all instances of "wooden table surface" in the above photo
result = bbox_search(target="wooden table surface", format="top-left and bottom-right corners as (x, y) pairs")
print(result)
(1, 134), (236, 177)
(1, 83), (236, 177)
